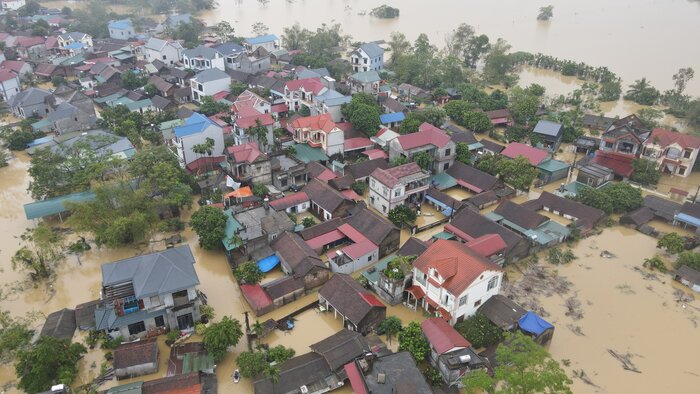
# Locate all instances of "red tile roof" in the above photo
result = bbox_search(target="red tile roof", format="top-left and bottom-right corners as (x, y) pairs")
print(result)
(344, 362), (369, 394)
(413, 239), (503, 295)
(466, 234), (507, 258)
(240, 283), (272, 310)
(359, 292), (385, 307)
(285, 77), (327, 95)
(645, 128), (700, 149)
(592, 151), (634, 178)
(13, 36), (45, 48)
(341, 189), (361, 200)
(269, 191), (309, 211)
(0, 69), (17, 82)
(421, 317), (471, 354)
(291, 113), (338, 134)
(232, 90), (268, 113)
(270, 103), (287, 113)
(0, 60), (27, 73)
(306, 229), (345, 250)
(235, 112), (274, 129)
(370, 162), (424, 187)
(184, 156), (225, 173)
(501, 142), (549, 166)
(397, 122), (451, 150)
(362, 148), (388, 160)
(344, 137), (373, 151)
(227, 141), (267, 163)
(338, 223), (372, 245)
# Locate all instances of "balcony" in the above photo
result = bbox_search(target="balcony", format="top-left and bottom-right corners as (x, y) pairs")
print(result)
(173, 294), (194, 308)
(114, 296), (143, 316)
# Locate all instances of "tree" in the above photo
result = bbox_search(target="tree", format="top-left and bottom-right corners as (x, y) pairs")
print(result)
(388, 205), (417, 228)
(463, 331), (572, 394)
(170, 20), (206, 48)
(2, 127), (42, 151)
(349, 104), (381, 136)
(0, 312), (33, 362)
(399, 112), (424, 134)
(637, 107), (664, 129)
(203, 316), (243, 362)
(630, 158), (661, 186)
(599, 80), (622, 102)
(12, 224), (63, 280)
(15, 336), (87, 393)
(643, 255), (668, 273)
(31, 19), (50, 37)
(213, 21), (236, 42)
(248, 119), (269, 148)
(455, 142), (472, 165)
(510, 89), (540, 125)
(463, 111), (493, 133)
(190, 206), (227, 249)
(234, 262), (264, 285)
(252, 183), (269, 198)
(497, 156), (539, 191)
(230, 82), (248, 96)
(576, 182), (642, 214)
(672, 67), (694, 95)
(676, 251), (700, 271)
(454, 313), (503, 348)
(388, 32), (412, 63)
(378, 316), (402, 345)
(236, 351), (269, 378)
(266, 345), (295, 363)
(301, 217), (316, 228)
(398, 321), (430, 362)
(476, 153), (504, 175)
(624, 78), (660, 105)
(413, 151), (434, 171)
(370, 5), (400, 18)
(420, 107), (446, 128)
(657, 232), (685, 255)
(199, 96), (229, 116)
(251, 22), (269, 36)
(351, 181), (366, 195)
(444, 100), (473, 125)
(464, 34), (490, 68)
(17, 0), (41, 17)
(483, 39), (518, 86)
(121, 70), (147, 90)
(282, 23), (310, 51)
(537, 5), (554, 20)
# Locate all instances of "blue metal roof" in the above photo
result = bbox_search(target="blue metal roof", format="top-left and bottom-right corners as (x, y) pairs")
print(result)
(380, 112), (405, 124)
(64, 42), (85, 50)
(675, 213), (700, 228)
(24, 191), (96, 220)
(174, 113), (217, 138)
(245, 34), (279, 45)
(108, 19), (132, 30)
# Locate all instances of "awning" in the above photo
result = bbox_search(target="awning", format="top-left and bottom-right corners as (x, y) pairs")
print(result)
(437, 307), (452, 322)
(518, 311), (554, 336)
(225, 186), (253, 198)
(406, 285), (425, 300)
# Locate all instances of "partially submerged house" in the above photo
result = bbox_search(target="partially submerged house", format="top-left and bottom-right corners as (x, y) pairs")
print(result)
(271, 231), (330, 290)
(232, 206), (296, 260)
(345, 351), (433, 394)
(522, 191), (606, 233)
(303, 178), (356, 221)
(487, 200), (570, 248)
(114, 339), (159, 380)
(389, 123), (456, 174)
(167, 342), (215, 376)
(477, 294), (527, 331)
(532, 120), (563, 151)
(674, 202), (700, 234)
(641, 128), (700, 177)
(318, 274), (386, 335)
(422, 317), (485, 387)
(446, 161), (499, 194)
(226, 142), (272, 185)
(40, 308), (76, 340)
(674, 265), (700, 293)
(368, 162), (431, 216)
(173, 112), (225, 166)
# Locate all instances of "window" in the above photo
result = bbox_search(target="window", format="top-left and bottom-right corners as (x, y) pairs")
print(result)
(459, 295), (467, 306)
(363, 58), (368, 64)
(162, 55), (166, 60)
(684, 149), (693, 159)
(445, 148), (451, 156)
(443, 294), (450, 304)
(382, 205), (387, 213)
(443, 163), (450, 170)
(679, 167), (686, 175)
(154, 315), (165, 327)
(150, 296), (161, 307)
(368, 255), (373, 262)
(394, 189), (401, 197)
(473, 299), (482, 308)
(487, 276), (499, 291)
(280, 178), (288, 187)
(128, 321), (146, 335)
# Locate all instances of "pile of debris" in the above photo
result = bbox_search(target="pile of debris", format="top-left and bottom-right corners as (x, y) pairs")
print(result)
(502, 265), (573, 316)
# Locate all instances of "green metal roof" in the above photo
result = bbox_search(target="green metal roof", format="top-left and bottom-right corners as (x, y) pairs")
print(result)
(292, 143), (329, 164)
(31, 118), (51, 131)
(113, 53), (134, 60)
(430, 172), (457, 190)
(24, 190), (96, 220)
(537, 159), (570, 173)
(159, 119), (185, 130)
(432, 231), (456, 240)
(182, 352), (215, 373)
(222, 209), (243, 251)
(125, 99), (153, 111)
(106, 381), (143, 394)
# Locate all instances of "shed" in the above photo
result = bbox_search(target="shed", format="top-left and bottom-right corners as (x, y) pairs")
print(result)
(75, 300), (100, 330)
(620, 206), (655, 228)
(40, 308), (77, 340)
(537, 159), (570, 184)
(674, 265), (700, 292)
(518, 311), (554, 346)
(167, 342), (215, 375)
(114, 339), (159, 379)
(24, 190), (96, 220)
(477, 294), (526, 331)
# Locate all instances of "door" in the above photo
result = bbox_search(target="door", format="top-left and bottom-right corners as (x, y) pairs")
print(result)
(177, 313), (194, 330)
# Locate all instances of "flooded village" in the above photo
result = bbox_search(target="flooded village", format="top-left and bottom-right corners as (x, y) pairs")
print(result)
(0, 0), (699, 393)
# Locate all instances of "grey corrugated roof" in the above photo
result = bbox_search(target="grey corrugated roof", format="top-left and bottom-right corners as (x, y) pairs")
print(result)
(533, 120), (563, 137)
(144, 37), (167, 51)
(192, 68), (230, 83)
(358, 42), (384, 58)
(350, 70), (380, 83)
(183, 45), (220, 60)
(101, 245), (199, 298)
(7, 87), (52, 107)
(214, 42), (245, 56)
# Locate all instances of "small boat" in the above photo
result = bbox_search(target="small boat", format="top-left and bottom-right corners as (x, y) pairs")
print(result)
(233, 369), (240, 383)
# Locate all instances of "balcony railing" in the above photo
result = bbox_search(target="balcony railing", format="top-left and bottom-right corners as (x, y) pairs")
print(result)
(173, 295), (193, 308)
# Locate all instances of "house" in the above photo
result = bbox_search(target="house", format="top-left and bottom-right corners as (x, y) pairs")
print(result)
(108, 19), (136, 39)
(348, 70), (381, 95)
(13, 36), (47, 59)
(0, 0), (25, 11)
(583, 114), (615, 131)
(368, 162), (431, 216)
(226, 142), (272, 185)
(214, 41), (246, 69)
(93, 245), (202, 339)
(40, 308), (76, 340)
(379, 111), (405, 129)
(190, 68), (231, 103)
(408, 240), (503, 325)
(518, 311), (555, 346)
(576, 163), (613, 188)
(269, 191), (309, 214)
(345, 158), (389, 183)
(230, 47), (272, 74)
(270, 153), (308, 191)
(641, 128), (700, 177)
(167, 342), (215, 375)
(379, 95), (408, 114)
(599, 114), (650, 155)
(465, 190), (499, 210)
(39, 101), (97, 135)
(487, 201), (570, 248)
(0, 60), (32, 77)
(478, 294), (527, 331)
(522, 191), (606, 233)
(532, 120), (563, 151)
(674, 265), (700, 293)
(163, 13), (192, 29)
(290, 114), (345, 156)
(107, 372), (217, 393)
(114, 339), (159, 380)
(422, 317), (485, 387)
(142, 38), (183, 65)
(389, 123), (456, 173)
(243, 34), (279, 52)
(303, 178), (356, 221)
(446, 161), (499, 194)
(233, 110), (274, 149)
(592, 150), (635, 179)
(36, 129), (136, 160)
(284, 77), (329, 113)
(57, 32), (93, 51)
(371, 127), (400, 150)
(345, 352), (433, 394)
(0, 70), (20, 101)
(173, 112), (225, 166)
(575, 135), (600, 155)
(674, 202), (700, 234)
(182, 45), (226, 71)
(396, 83), (430, 101)
(271, 231), (330, 290)
(445, 208), (529, 264)
(351, 42), (384, 72)
(7, 87), (53, 118)
(480, 139), (505, 155)
(501, 142), (549, 166)
(311, 88), (352, 122)
(485, 108), (514, 127)
(232, 206), (296, 260)
(536, 159), (570, 184)
(319, 273), (386, 334)
(315, 221), (380, 274)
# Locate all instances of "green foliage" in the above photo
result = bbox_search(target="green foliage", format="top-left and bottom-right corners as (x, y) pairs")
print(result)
(455, 142), (472, 164)
(382, 256), (415, 281)
(230, 82), (249, 97)
(378, 316), (402, 345)
(676, 251), (700, 271)
(454, 313), (504, 348)
(248, 119), (270, 148)
(266, 345), (295, 364)
(190, 206), (228, 250)
(101, 335), (123, 350)
(537, 5), (554, 21)
(121, 70), (148, 90)
(462, 111), (493, 133)
(630, 158), (661, 186)
(301, 217), (316, 228)
(398, 321), (430, 362)
(413, 151), (434, 171)
(199, 96), (229, 116)
(11, 224), (63, 280)
(390, 156), (409, 167)
(166, 329), (181, 343)
(195, 322), (207, 335)
(370, 5), (400, 18)
(2, 127), (43, 151)
(423, 366), (443, 386)
(546, 247), (577, 265)
(252, 183), (270, 198)
(657, 233), (685, 254)
(476, 153), (502, 175)
(399, 112), (425, 134)
(599, 80), (622, 101)
(203, 316), (243, 362)
(483, 39), (518, 86)
(0, 312), (33, 363)
(31, 19), (50, 37)
(200, 304), (216, 321)
(510, 88), (541, 125)
(463, 331), (572, 394)
(624, 78), (660, 105)
(237, 351), (269, 378)
(99, 105), (173, 146)
(444, 100), (474, 125)
(170, 20), (206, 49)
(576, 182), (642, 214)
(349, 104), (381, 136)
(497, 155), (539, 191)
(643, 255), (667, 273)
(351, 181), (366, 195)
(636, 108), (664, 129)
(213, 21), (237, 42)
(388, 205), (417, 228)
(15, 336), (87, 393)
(234, 262), (264, 285)
(17, 0), (41, 17)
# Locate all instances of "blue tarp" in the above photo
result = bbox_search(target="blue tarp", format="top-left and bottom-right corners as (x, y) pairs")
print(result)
(27, 135), (54, 147)
(518, 311), (554, 336)
(257, 254), (280, 273)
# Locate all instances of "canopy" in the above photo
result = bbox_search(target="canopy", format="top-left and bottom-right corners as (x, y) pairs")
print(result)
(257, 254), (280, 273)
(518, 311), (554, 336)
(225, 186), (252, 199)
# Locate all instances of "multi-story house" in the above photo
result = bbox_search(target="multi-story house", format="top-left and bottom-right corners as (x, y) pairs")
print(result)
(409, 239), (504, 325)
(173, 112), (225, 166)
(270, 153), (308, 191)
(389, 123), (456, 173)
(0, 0), (25, 11)
(243, 34), (279, 53)
(641, 128), (700, 177)
(214, 42), (246, 69)
(94, 245), (202, 339)
(108, 19), (136, 40)
(7, 87), (53, 118)
(310, 89), (351, 122)
(351, 42), (384, 72)
(182, 45), (226, 71)
(0, 70), (20, 101)
(283, 77), (329, 113)
(348, 70), (381, 95)
(142, 37), (183, 65)
(290, 114), (345, 156)
(233, 110), (275, 150)
(368, 162), (431, 216)
(422, 318), (485, 387)
(189, 68), (231, 103)
(226, 142), (272, 185)
(57, 32), (93, 51)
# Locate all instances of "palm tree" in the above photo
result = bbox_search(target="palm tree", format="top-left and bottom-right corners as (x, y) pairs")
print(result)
(252, 320), (264, 342)
(625, 78), (651, 99)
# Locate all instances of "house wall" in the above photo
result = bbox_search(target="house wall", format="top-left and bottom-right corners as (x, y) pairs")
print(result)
(109, 26), (135, 40)
(0, 76), (20, 100)
(269, 287), (305, 308)
(374, 274), (411, 305)
(303, 267), (330, 290)
(145, 44), (182, 65)
(642, 142), (699, 178)
(177, 124), (225, 165)
(1, 0), (25, 11)
(357, 306), (386, 335)
(329, 247), (379, 274)
(325, 129), (345, 156)
(281, 202), (309, 214)
(115, 360), (158, 380)
(239, 55), (271, 74)
(14, 102), (50, 118)
(248, 40), (277, 53)
(190, 76), (231, 102)
(351, 48), (383, 72)
(183, 54), (226, 71)
(378, 228), (401, 258)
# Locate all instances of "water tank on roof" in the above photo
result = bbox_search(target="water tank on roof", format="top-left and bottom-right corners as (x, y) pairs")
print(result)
(459, 354), (472, 364)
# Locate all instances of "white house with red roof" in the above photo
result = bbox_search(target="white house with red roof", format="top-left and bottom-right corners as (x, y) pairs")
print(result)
(641, 128), (700, 177)
(283, 77), (328, 113)
(500, 142), (549, 166)
(0, 60), (32, 78)
(389, 122), (456, 173)
(306, 223), (380, 274)
(0, 69), (20, 101)
(368, 162), (431, 215)
(226, 141), (272, 184)
(233, 108), (275, 151)
(290, 113), (344, 156)
(408, 239), (504, 325)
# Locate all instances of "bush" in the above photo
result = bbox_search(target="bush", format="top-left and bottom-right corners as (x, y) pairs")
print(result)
(301, 217), (316, 228)
(200, 304), (215, 322)
(195, 323), (208, 335)
(424, 366), (443, 386)
(234, 261), (264, 285)
(643, 255), (667, 273)
(166, 330), (181, 344)
(101, 335), (123, 349)
(454, 313), (504, 348)
(351, 181), (366, 195)
(657, 232), (685, 254)
(546, 247), (576, 265)
(676, 251), (700, 271)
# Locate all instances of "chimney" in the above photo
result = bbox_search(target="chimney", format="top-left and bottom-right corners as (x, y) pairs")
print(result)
(263, 196), (270, 210)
